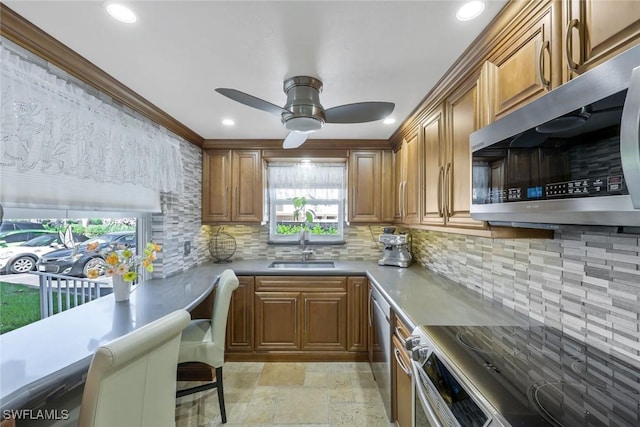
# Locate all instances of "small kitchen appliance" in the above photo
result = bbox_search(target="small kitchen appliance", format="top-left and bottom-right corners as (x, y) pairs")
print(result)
(378, 230), (412, 267)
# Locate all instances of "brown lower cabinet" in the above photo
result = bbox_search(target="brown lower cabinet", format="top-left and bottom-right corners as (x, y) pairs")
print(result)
(226, 275), (368, 361)
(392, 313), (413, 426)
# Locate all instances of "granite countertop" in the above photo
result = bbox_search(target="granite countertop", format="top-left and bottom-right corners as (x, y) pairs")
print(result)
(227, 259), (529, 331)
(0, 258), (528, 412)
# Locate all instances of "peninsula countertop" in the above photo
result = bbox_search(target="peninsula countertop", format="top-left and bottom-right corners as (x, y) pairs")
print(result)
(0, 259), (527, 412)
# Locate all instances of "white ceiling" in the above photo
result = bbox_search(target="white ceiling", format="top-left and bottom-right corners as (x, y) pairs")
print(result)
(4, 0), (507, 142)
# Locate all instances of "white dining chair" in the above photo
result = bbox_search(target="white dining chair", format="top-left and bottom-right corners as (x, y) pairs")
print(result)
(20, 309), (190, 427)
(175, 269), (239, 424)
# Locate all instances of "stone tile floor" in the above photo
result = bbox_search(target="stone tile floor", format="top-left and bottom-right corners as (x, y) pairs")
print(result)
(175, 362), (393, 426)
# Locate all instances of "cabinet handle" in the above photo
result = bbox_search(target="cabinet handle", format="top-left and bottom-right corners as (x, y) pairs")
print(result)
(398, 182), (403, 219)
(352, 185), (356, 217)
(367, 288), (372, 327)
(437, 166), (444, 217)
(225, 186), (229, 217)
(445, 162), (453, 218)
(394, 347), (412, 376)
(395, 326), (407, 346)
(539, 40), (550, 90)
(401, 181), (406, 219)
(234, 186), (239, 217)
(565, 19), (580, 72)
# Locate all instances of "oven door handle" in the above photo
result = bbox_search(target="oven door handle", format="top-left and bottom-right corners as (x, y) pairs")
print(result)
(411, 361), (445, 427)
(621, 64), (640, 209)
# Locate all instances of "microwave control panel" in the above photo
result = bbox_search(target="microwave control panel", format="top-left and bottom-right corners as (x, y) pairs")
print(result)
(544, 175), (624, 198)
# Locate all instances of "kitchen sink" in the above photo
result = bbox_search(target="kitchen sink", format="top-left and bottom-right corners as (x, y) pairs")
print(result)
(268, 261), (336, 269)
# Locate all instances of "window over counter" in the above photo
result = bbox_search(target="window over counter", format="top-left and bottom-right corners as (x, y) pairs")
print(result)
(267, 161), (345, 243)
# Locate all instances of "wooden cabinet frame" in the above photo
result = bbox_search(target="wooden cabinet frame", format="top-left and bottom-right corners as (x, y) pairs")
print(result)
(226, 275), (369, 361)
(202, 149), (263, 223)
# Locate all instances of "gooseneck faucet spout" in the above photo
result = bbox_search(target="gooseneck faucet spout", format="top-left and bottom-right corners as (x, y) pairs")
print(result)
(299, 230), (313, 261)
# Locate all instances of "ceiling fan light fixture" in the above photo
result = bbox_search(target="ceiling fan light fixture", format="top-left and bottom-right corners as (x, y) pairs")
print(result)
(456, 1), (485, 21)
(105, 3), (137, 23)
(222, 118), (235, 126)
(383, 117), (396, 125)
(283, 116), (324, 132)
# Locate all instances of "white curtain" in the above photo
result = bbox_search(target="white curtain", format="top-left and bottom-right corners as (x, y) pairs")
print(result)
(268, 162), (345, 189)
(0, 44), (184, 212)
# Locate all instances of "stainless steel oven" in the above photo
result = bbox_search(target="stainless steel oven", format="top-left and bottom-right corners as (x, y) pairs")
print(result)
(407, 324), (640, 427)
(407, 326), (505, 427)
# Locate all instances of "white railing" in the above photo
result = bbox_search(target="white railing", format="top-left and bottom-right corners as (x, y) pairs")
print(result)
(31, 272), (109, 319)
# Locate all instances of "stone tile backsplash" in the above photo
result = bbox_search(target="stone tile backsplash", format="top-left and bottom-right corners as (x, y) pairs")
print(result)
(410, 228), (640, 364)
(197, 222), (639, 363)
(203, 224), (387, 261)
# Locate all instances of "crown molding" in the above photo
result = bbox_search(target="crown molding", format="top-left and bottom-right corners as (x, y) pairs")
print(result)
(0, 3), (204, 147)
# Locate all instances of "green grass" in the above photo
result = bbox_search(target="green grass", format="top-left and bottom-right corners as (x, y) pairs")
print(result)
(0, 281), (42, 334)
(0, 281), (89, 334)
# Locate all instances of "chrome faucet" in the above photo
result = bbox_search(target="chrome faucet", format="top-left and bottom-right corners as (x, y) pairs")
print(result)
(299, 230), (314, 262)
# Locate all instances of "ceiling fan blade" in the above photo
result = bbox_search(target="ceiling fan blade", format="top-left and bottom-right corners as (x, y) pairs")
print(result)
(283, 131), (309, 149)
(215, 88), (290, 116)
(324, 102), (395, 124)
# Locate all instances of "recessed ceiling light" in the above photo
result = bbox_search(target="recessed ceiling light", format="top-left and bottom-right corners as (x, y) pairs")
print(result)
(456, 1), (485, 21)
(383, 117), (396, 125)
(106, 3), (137, 24)
(222, 119), (235, 126)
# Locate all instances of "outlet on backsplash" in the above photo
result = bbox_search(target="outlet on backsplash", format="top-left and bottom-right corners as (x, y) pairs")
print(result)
(184, 240), (191, 256)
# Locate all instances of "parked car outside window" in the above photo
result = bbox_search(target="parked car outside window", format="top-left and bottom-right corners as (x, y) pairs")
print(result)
(37, 231), (136, 278)
(0, 233), (89, 274)
(0, 221), (46, 233)
(0, 230), (55, 248)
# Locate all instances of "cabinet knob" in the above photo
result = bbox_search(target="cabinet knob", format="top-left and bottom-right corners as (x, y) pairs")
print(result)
(404, 335), (421, 351)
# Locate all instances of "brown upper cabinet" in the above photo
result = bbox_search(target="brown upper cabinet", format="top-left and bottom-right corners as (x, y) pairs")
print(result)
(349, 150), (394, 223)
(488, 0), (561, 122)
(419, 82), (482, 228)
(445, 79), (484, 228)
(202, 149), (263, 223)
(562, 0), (640, 81)
(421, 104), (446, 225)
(394, 130), (421, 225)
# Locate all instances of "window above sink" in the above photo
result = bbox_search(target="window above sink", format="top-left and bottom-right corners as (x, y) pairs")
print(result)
(267, 161), (345, 244)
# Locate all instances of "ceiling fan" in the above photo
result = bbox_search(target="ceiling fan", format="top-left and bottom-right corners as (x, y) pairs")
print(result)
(215, 76), (395, 149)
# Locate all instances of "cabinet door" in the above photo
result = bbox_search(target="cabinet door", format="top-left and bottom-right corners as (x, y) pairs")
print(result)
(421, 105), (446, 225)
(493, 3), (558, 120)
(349, 150), (382, 222)
(446, 81), (484, 228)
(381, 150), (395, 222)
(564, 0), (640, 81)
(403, 131), (421, 224)
(225, 276), (254, 352)
(254, 291), (300, 350)
(232, 150), (263, 222)
(392, 335), (413, 427)
(202, 149), (232, 223)
(301, 292), (347, 351)
(347, 277), (368, 352)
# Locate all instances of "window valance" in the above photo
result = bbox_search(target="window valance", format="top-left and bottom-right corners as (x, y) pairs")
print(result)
(0, 44), (184, 211)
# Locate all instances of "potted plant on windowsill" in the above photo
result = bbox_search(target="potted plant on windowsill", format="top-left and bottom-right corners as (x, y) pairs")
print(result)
(292, 196), (315, 242)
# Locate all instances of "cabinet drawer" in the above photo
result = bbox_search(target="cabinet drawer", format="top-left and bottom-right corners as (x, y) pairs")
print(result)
(394, 314), (411, 344)
(255, 276), (347, 292)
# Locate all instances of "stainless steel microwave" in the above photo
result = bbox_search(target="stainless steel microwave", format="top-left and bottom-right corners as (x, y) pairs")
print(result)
(470, 44), (640, 227)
